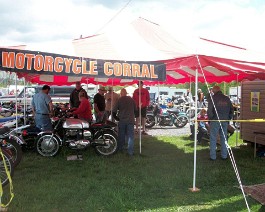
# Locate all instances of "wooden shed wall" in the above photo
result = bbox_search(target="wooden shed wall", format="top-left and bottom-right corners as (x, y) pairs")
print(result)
(241, 80), (265, 145)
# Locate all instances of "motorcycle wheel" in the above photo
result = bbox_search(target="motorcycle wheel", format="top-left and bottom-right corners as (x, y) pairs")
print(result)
(0, 149), (14, 187)
(2, 138), (23, 167)
(233, 115), (240, 129)
(173, 116), (188, 128)
(94, 130), (118, 156)
(36, 134), (61, 157)
(145, 114), (155, 128)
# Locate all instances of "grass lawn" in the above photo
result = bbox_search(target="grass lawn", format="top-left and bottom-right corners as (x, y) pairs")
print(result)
(2, 132), (265, 211)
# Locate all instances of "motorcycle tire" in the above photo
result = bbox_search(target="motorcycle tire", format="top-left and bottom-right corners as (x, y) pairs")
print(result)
(173, 116), (188, 128)
(186, 109), (195, 119)
(94, 130), (118, 156)
(2, 138), (23, 167)
(36, 134), (61, 157)
(0, 149), (14, 187)
(145, 114), (155, 128)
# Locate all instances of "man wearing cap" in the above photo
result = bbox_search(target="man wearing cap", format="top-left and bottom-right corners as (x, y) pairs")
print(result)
(133, 81), (150, 135)
(207, 86), (234, 160)
(69, 82), (87, 109)
(31, 85), (54, 131)
(113, 88), (136, 156)
(105, 86), (120, 121)
(94, 86), (107, 122)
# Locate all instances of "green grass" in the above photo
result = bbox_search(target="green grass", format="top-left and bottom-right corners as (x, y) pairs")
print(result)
(2, 132), (265, 211)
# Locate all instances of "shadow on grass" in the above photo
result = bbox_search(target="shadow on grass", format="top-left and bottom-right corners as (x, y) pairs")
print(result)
(6, 134), (265, 211)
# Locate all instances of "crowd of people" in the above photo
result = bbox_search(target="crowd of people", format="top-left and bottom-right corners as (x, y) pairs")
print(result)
(31, 81), (150, 156)
(31, 82), (235, 159)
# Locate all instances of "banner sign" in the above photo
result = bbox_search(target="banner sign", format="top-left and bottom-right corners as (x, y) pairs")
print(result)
(0, 48), (166, 81)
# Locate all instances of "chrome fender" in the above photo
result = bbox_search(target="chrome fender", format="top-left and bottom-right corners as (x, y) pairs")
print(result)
(37, 132), (63, 146)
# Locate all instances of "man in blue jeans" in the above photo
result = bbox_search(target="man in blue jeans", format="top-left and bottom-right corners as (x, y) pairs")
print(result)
(31, 85), (54, 131)
(113, 88), (136, 156)
(207, 86), (233, 160)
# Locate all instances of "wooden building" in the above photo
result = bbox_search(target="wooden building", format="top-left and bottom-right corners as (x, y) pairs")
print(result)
(241, 80), (265, 146)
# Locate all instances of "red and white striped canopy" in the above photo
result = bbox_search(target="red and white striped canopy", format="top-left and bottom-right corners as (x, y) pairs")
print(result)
(11, 18), (265, 85)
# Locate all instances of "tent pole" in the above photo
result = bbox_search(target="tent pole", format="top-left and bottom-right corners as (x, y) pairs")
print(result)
(110, 78), (114, 121)
(15, 73), (18, 128)
(23, 78), (26, 125)
(236, 74), (239, 147)
(190, 67), (200, 192)
(138, 81), (142, 154)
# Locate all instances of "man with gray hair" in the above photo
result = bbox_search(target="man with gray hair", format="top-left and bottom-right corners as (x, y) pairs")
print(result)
(207, 86), (234, 160)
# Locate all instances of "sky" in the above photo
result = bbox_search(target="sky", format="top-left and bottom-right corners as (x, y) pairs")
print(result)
(1, 0), (265, 56)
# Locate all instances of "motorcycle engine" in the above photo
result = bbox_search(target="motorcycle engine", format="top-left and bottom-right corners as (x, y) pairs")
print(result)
(65, 129), (91, 150)
(66, 129), (80, 137)
(159, 115), (173, 126)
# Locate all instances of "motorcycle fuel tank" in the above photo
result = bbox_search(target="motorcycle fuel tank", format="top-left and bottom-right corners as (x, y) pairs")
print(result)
(63, 118), (89, 129)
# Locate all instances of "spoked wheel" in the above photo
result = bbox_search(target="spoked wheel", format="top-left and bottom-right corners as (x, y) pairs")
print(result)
(0, 149), (14, 187)
(145, 115), (155, 128)
(36, 134), (61, 157)
(94, 130), (118, 156)
(2, 138), (23, 167)
(173, 116), (188, 128)
(233, 115), (240, 129)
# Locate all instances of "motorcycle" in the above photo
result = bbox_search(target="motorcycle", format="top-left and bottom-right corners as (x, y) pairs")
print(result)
(35, 112), (118, 157)
(0, 126), (24, 167)
(0, 106), (13, 117)
(0, 146), (14, 186)
(146, 103), (189, 128)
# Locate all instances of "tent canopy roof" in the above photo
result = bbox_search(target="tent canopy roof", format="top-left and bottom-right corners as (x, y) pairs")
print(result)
(3, 18), (265, 86)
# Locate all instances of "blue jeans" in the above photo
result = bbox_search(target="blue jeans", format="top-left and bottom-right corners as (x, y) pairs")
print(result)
(118, 122), (134, 155)
(95, 111), (107, 123)
(209, 121), (228, 160)
(35, 114), (53, 131)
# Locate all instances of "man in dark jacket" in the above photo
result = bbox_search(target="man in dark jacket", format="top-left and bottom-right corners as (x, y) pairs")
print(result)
(69, 82), (87, 109)
(207, 86), (234, 160)
(113, 88), (136, 156)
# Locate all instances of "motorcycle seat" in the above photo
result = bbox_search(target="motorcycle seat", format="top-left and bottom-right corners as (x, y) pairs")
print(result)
(90, 122), (115, 130)
(167, 108), (181, 114)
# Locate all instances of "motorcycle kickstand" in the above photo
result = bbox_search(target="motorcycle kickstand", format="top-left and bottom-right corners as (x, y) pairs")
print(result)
(75, 150), (83, 160)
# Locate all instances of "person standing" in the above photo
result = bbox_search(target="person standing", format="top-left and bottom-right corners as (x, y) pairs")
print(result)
(133, 81), (150, 135)
(69, 82), (87, 109)
(207, 86), (234, 160)
(104, 86), (120, 120)
(197, 108), (209, 144)
(197, 88), (204, 108)
(31, 85), (53, 131)
(70, 90), (92, 123)
(94, 86), (107, 122)
(113, 88), (136, 156)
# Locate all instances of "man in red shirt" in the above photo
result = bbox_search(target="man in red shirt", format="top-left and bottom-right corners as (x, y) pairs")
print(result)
(71, 91), (92, 123)
(133, 81), (150, 135)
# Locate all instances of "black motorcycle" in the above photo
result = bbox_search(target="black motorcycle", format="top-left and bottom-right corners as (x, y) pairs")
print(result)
(35, 112), (118, 157)
(146, 103), (189, 128)
(0, 126), (23, 167)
